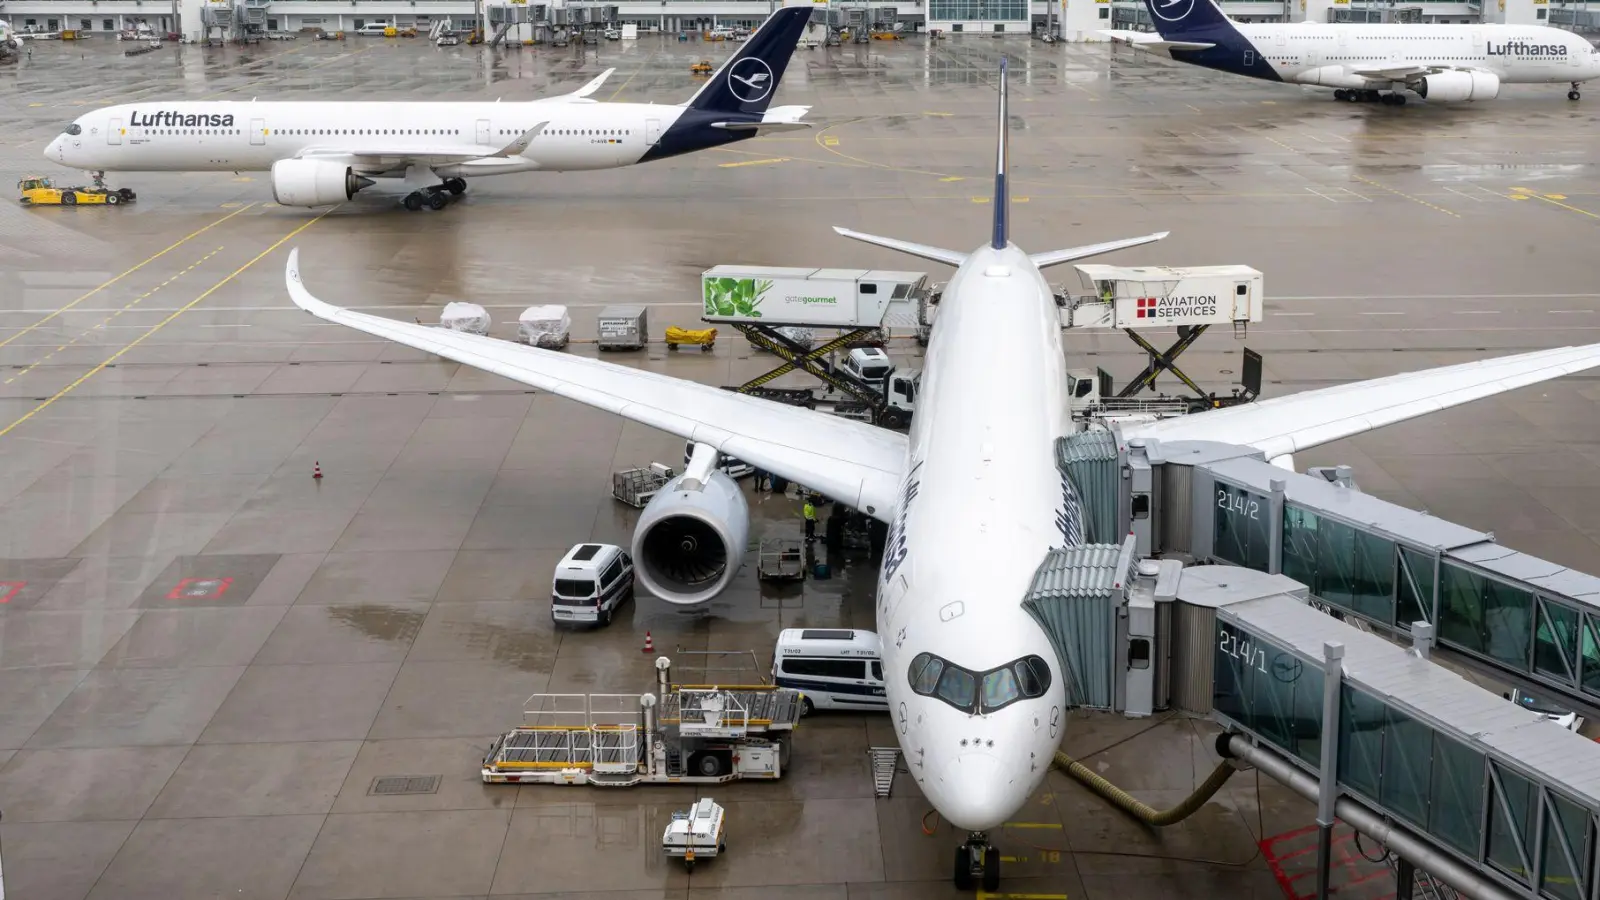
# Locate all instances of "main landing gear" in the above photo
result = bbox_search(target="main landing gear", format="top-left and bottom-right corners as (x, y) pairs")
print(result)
(1570, 81), (1582, 101)
(953, 832), (1000, 893)
(1334, 89), (1406, 106)
(402, 177), (466, 212)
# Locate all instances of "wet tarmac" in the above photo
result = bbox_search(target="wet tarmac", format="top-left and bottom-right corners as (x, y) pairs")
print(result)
(3, 29), (1600, 900)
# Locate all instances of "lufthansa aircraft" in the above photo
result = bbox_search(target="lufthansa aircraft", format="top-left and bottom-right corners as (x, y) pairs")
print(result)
(283, 60), (1600, 892)
(43, 6), (811, 211)
(1104, 0), (1600, 104)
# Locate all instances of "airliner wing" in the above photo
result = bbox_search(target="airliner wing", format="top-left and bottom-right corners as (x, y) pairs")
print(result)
(534, 68), (616, 102)
(1098, 29), (1216, 52)
(295, 124), (548, 170)
(1347, 64), (1432, 80)
(284, 250), (907, 520)
(1120, 344), (1600, 460)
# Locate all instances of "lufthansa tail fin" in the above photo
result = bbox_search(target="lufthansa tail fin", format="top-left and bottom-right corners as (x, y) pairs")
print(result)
(992, 57), (1010, 251)
(683, 7), (812, 116)
(1138, 0), (1234, 39)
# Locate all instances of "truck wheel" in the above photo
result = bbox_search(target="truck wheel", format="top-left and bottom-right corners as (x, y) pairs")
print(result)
(61, 193), (77, 206)
(879, 409), (905, 429)
(105, 193), (121, 205)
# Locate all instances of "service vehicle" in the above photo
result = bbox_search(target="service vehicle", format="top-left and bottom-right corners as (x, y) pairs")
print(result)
(1508, 688), (1583, 732)
(18, 175), (135, 206)
(839, 347), (892, 391)
(551, 543), (635, 627)
(436, 32), (461, 46)
(701, 266), (930, 329)
(664, 798), (726, 871)
(772, 628), (886, 714)
(355, 23), (391, 36)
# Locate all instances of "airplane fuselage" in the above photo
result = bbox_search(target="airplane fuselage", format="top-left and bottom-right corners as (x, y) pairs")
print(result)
(1162, 20), (1600, 87)
(876, 242), (1075, 832)
(45, 99), (750, 176)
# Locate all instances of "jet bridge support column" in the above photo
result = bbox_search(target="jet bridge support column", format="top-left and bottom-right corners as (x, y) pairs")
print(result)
(1314, 641), (1344, 900)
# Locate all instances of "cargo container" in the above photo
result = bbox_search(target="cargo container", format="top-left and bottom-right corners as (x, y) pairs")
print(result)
(701, 266), (929, 328)
(597, 305), (648, 351)
(1066, 265), (1264, 330)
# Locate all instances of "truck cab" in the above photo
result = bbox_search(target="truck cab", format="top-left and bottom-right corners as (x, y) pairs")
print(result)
(841, 347), (892, 390)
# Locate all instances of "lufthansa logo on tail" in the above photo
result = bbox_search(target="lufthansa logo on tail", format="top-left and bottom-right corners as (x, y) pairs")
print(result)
(1151, 0), (1195, 22)
(728, 57), (775, 104)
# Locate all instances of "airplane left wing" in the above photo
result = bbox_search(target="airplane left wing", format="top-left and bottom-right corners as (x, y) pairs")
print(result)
(284, 250), (908, 520)
(1120, 344), (1600, 461)
(296, 123), (548, 171)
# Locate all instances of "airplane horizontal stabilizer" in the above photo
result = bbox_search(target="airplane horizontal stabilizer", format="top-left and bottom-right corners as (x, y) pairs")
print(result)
(1098, 30), (1216, 51)
(1122, 343), (1600, 460)
(1028, 232), (1170, 270)
(710, 121), (812, 133)
(831, 226), (967, 268)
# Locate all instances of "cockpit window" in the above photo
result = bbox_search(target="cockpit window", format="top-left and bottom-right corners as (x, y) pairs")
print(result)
(64, 124), (82, 136)
(908, 653), (1053, 715)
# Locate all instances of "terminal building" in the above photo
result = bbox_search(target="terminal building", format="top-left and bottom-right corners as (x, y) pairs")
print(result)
(2, 0), (1588, 48)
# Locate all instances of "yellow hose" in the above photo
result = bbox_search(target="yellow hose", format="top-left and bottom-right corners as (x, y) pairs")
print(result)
(1053, 751), (1239, 827)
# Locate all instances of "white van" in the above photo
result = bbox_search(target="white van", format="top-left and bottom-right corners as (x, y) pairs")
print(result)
(355, 22), (391, 36)
(772, 628), (886, 714)
(551, 543), (635, 627)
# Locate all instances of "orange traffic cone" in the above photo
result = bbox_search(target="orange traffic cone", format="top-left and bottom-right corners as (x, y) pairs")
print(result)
(641, 631), (654, 653)
(313, 461), (323, 480)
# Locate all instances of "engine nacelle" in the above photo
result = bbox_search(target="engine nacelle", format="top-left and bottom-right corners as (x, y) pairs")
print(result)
(1415, 70), (1501, 102)
(270, 159), (373, 208)
(632, 468), (750, 605)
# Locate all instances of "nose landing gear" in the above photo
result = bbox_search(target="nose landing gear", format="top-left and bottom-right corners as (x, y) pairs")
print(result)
(1570, 82), (1582, 101)
(953, 833), (1000, 892)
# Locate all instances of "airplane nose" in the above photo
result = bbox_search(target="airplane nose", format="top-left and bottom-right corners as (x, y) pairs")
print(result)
(44, 137), (59, 160)
(933, 754), (1021, 832)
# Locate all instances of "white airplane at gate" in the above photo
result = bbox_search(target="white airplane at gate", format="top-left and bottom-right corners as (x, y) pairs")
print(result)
(43, 7), (812, 211)
(283, 58), (1600, 893)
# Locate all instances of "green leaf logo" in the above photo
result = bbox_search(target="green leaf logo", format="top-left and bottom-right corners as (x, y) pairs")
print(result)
(705, 277), (772, 319)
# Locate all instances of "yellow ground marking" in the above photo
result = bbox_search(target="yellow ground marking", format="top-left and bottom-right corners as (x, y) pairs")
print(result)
(0, 208), (336, 441)
(5, 248), (223, 385)
(0, 203), (255, 351)
(717, 157), (791, 168)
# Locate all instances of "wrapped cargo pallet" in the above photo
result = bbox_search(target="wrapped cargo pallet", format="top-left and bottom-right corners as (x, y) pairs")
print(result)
(518, 305), (571, 349)
(440, 302), (491, 336)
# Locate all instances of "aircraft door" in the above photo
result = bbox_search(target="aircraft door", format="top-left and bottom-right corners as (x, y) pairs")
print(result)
(107, 118), (122, 145)
(646, 118), (661, 145)
(475, 118), (490, 145)
(1244, 48), (1255, 67)
(1471, 30), (1484, 58)
(250, 118), (265, 146)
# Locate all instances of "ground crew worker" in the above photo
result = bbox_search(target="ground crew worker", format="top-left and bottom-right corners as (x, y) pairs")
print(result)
(803, 497), (818, 542)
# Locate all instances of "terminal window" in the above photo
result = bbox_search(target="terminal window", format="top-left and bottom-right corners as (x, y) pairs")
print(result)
(1212, 482), (1271, 572)
(928, 0), (1028, 22)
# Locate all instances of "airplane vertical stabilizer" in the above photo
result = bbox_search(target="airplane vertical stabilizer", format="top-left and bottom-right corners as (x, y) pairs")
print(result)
(992, 57), (1010, 251)
(683, 7), (812, 116)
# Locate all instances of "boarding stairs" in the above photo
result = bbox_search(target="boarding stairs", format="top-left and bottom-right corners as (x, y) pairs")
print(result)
(428, 20), (447, 39)
(869, 747), (901, 798)
(488, 21), (511, 45)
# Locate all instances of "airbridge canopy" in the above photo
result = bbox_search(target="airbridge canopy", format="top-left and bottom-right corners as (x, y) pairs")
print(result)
(1124, 437), (1600, 713)
(1215, 592), (1600, 900)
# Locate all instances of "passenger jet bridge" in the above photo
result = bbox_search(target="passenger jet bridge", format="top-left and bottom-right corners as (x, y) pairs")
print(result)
(1019, 430), (1600, 900)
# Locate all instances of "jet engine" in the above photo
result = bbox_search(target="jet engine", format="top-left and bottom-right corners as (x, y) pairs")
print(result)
(1415, 70), (1501, 102)
(270, 159), (374, 208)
(631, 443), (751, 606)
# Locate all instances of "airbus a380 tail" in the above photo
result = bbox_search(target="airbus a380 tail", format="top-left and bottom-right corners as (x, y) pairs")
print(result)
(43, 6), (812, 210)
(1104, 0), (1600, 104)
(283, 59), (1600, 893)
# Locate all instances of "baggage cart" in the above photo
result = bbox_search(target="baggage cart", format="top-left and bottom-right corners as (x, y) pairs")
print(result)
(613, 463), (673, 508)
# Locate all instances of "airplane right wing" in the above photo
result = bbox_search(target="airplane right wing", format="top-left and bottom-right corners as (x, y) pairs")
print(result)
(284, 250), (908, 521)
(1120, 344), (1600, 461)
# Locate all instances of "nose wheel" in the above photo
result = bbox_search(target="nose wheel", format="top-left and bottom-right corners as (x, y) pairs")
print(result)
(1570, 83), (1582, 101)
(953, 833), (1000, 892)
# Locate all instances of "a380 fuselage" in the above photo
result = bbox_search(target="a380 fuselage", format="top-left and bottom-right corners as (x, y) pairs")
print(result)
(877, 243), (1075, 832)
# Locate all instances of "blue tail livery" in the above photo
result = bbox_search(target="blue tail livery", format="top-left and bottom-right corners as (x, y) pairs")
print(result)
(642, 7), (815, 161)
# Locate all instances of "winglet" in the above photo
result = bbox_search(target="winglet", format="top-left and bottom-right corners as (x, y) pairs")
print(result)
(992, 57), (1010, 251)
(485, 122), (546, 159)
(285, 248), (337, 320)
(574, 67), (616, 99)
